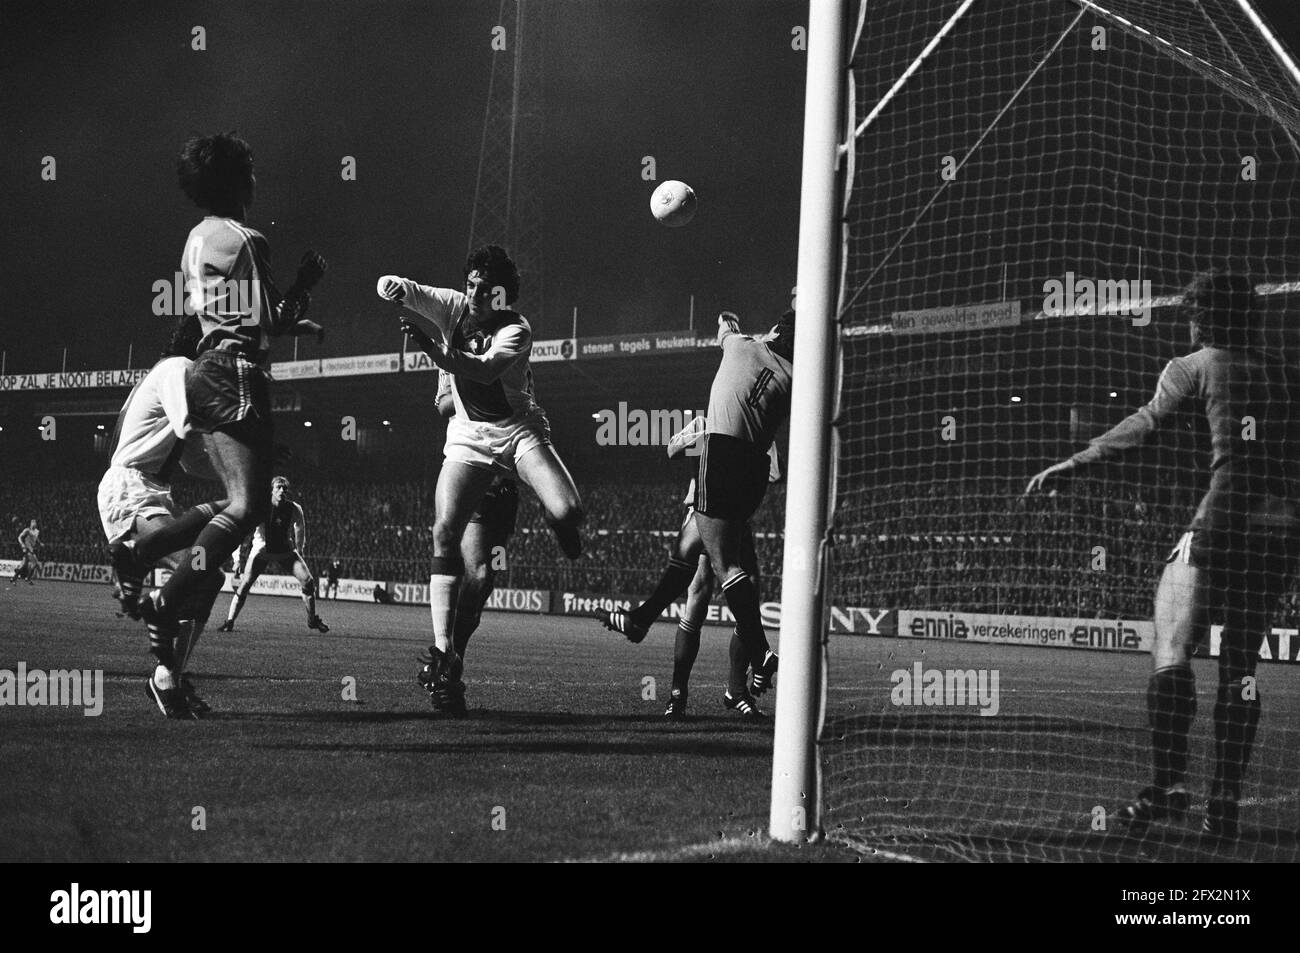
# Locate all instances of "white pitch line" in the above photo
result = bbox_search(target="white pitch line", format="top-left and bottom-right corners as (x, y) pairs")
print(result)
(563, 835), (759, 863)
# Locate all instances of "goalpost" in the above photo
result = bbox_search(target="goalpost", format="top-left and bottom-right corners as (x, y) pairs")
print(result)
(772, 0), (1300, 859)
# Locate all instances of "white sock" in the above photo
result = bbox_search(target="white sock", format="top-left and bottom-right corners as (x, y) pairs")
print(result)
(429, 573), (460, 654)
(153, 664), (177, 692)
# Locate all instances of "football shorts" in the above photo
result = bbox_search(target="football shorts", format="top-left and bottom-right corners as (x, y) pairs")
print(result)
(470, 479), (520, 540)
(1168, 524), (1300, 615)
(693, 433), (770, 521)
(186, 349), (273, 436)
(98, 466), (181, 545)
(444, 409), (551, 475)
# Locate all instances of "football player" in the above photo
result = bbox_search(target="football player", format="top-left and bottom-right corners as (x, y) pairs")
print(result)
(416, 370), (520, 714)
(135, 133), (327, 665)
(1027, 271), (1300, 842)
(377, 245), (583, 711)
(99, 315), (228, 718)
(218, 476), (328, 633)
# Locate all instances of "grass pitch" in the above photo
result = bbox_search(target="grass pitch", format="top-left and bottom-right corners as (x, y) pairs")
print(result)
(4, 581), (1296, 862)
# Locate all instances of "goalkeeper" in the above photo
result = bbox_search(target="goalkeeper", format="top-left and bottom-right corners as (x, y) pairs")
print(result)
(1026, 270), (1300, 843)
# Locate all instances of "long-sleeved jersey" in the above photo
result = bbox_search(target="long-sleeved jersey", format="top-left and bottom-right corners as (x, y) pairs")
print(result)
(1071, 346), (1300, 532)
(705, 319), (793, 451)
(391, 279), (537, 424)
(108, 356), (215, 483)
(182, 216), (289, 363)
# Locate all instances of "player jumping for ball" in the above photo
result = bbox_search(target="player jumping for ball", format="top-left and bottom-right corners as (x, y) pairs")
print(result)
(99, 315), (228, 718)
(607, 309), (794, 717)
(135, 133), (327, 661)
(377, 245), (583, 712)
(415, 370), (520, 714)
(602, 421), (781, 719)
(218, 476), (329, 633)
(1026, 271), (1300, 843)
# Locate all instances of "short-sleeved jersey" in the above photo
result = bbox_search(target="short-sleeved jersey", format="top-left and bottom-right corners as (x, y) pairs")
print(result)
(1071, 346), (1300, 532)
(255, 499), (303, 552)
(705, 323), (793, 451)
(107, 357), (211, 482)
(18, 527), (39, 550)
(182, 216), (282, 362)
(392, 280), (537, 424)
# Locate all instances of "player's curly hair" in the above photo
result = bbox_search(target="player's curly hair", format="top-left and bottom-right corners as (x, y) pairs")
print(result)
(769, 309), (796, 362)
(162, 314), (202, 361)
(1184, 269), (1257, 349)
(177, 132), (255, 213)
(464, 244), (521, 306)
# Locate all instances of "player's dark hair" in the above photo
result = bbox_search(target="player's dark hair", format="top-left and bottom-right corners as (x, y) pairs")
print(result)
(1183, 269), (1257, 349)
(162, 314), (202, 361)
(177, 132), (255, 214)
(769, 309), (796, 362)
(464, 244), (521, 306)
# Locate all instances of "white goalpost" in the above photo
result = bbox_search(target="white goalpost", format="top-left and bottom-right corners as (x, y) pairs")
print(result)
(771, 0), (1300, 859)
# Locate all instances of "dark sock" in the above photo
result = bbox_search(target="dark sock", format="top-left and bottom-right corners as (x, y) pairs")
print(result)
(551, 523), (582, 560)
(1148, 665), (1197, 791)
(671, 620), (702, 693)
(635, 558), (696, 626)
(727, 630), (749, 697)
(148, 623), (177, 670)
(158, 512), (245, 620)
(135, 501), (224, 564)
(720, 572), (770, 669)
(1211, 679), (1260, 802)
(453, 608), (481, 661)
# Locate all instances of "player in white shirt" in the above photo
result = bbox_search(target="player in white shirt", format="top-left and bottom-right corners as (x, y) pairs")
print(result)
(12, 520), (41, 584)
(99, 316), (228, 719)
(377, 245), (584, 705)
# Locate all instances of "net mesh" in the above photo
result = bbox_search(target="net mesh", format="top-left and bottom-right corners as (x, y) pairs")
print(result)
(824, 0), (1300, 861)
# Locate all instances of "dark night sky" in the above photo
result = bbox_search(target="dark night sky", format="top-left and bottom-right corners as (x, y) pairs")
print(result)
(2, 0), (1299, 375)
(0, 0), (806, 374)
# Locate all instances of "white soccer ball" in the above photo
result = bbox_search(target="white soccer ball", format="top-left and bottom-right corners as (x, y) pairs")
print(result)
(650, 180), (697, 227)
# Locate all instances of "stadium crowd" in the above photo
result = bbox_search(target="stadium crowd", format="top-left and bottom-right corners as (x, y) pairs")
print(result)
(5, 476), (1298, 625)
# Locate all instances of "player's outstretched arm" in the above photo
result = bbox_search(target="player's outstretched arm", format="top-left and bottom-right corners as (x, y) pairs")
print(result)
(398, 317), (526, 384)
(377, 275), (461, 338)
(273, 251), (328, 335)
(716, 311), (742, 346)
(1024, 459), (1077, 496)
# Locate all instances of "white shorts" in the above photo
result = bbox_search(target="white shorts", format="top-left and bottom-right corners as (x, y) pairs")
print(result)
(97, 466), (180, 545)
(444, 409), (552, 475)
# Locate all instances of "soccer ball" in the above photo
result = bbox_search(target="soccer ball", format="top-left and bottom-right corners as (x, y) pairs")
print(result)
(650, 180), (697, 227)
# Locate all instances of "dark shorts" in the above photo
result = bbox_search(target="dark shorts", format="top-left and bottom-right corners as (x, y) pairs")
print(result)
(470, 479), (519, 542)
(186, 349), (273, 436)
(694, 433), (769, 521)
(1168, 525), (1300, 614)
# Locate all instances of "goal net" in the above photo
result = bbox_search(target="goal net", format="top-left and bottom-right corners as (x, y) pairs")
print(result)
(823, 0), (1300, 861)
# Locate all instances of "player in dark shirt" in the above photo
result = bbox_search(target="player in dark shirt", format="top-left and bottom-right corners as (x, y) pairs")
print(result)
(218, 477), (328, 633)
(1027, 271), (1300, 842)
(603, 310), (794, 717)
